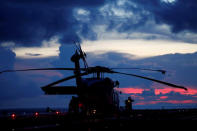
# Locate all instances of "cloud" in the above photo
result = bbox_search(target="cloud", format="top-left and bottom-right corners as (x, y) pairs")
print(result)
(25, 53), (42, 57)
(115, 87), (145, 94)
(82, 39), (197, 59)
(154, 87), (197, 96)
(132, 0), (197, 33)
(0, 0), (106, 45)
(119, 86), (197, 108)
(1, 0), (197, 47)
(13, 36), (60, 59)
(88, 0), (197, 43)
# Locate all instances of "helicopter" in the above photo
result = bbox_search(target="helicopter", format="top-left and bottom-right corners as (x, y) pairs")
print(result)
(0, 42), (187, 115)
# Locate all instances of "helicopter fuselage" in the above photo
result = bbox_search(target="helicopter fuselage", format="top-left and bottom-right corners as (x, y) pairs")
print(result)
(69, 77), (119, 115)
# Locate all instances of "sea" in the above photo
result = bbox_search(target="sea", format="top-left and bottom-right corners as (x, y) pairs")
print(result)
(0, 107), (68, 118)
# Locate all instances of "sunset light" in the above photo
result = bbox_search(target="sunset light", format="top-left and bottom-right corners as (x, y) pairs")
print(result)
(82, 39), (197, 59)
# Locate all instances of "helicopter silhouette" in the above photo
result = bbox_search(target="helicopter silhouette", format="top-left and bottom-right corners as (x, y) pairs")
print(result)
(0, 42), (187, 115)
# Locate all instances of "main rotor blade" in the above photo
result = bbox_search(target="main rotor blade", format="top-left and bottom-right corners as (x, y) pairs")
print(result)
(0, 68), (78, 74)
(112, 71), (187, 91)
(41, 72), (89, 89)
(111, 67), (166, 74)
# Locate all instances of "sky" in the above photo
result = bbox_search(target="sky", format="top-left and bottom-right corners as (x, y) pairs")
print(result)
(0, 0), (197, 109)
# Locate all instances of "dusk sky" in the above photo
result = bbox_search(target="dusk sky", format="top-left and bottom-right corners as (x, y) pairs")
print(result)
(1, 0), (197, 109)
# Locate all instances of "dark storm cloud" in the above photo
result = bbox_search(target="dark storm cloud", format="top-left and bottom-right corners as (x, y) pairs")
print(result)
(131, 0), (197, 33)
(158, 0), (197, 33)
(1, 0), (196, 46)
(0, 0), (106, 45)
(6, 0), (106, 7)
(89, 0), (197, 42)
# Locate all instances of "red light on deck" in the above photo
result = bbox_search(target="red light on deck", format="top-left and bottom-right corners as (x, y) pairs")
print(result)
(11, 113), (16, 119)
(78, 103), (83, 108)
(56, 111), (60, 115)
(34, 112), (39, 117)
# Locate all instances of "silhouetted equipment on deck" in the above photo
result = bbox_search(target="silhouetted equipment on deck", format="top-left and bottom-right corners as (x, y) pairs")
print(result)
(125, 97), (134, 112)
(0, 42), (188, 115)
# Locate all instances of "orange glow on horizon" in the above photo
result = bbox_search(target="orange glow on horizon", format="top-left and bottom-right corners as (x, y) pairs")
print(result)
(135, 100), (197, 105)
(160, 96), (168, 99)
(115, 87), (145, 94)
(154, 87), (197, 96)
(130, 94), (145, 100)
(117, 86), (197, 96)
